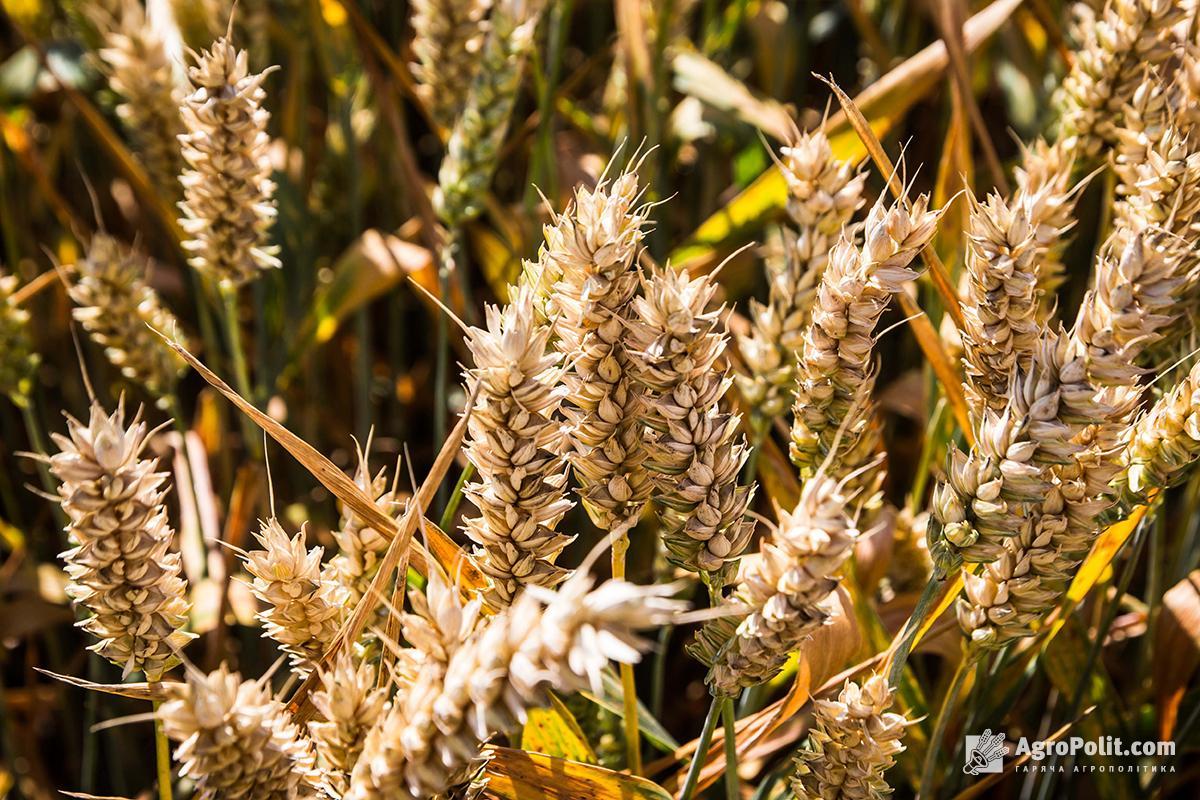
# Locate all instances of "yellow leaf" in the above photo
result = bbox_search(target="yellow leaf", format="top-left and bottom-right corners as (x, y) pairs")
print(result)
(483, 746), (671, 800)
(1066, 500), (1152, 604)
(520, 695), (598, 764)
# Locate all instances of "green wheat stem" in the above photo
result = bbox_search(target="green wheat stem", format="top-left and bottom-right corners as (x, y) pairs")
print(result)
(680, 694), (723, 800)
(152, 695), (173, 800)
(438, 462), (475, 531)
(919, 650), (976, 797)
(722, 698), (739, 800)
(218, 285), (261, 459)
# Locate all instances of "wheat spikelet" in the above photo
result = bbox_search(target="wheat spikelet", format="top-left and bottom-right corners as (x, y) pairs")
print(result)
(160, 664), (319, 799)
(69, 234), (186, 403)
(410, 0), (492, 132)
(1012, 138), (1079, 319)
(1118, 361), (1200, 502)
(937, 334), (1113, 647)
(0, 271), (38, 405)
(543, 168), (654, 532)
(628, 266), (754, 575)
(959, 191), (1041, 412)
(178, 35), (279, 288)
(435, 0), (546, 226)
(91, 0), (184, 195)
(1074, 231), (1184, 391)
(309, 654), (388, 793)
(241, 518), (345, 676)
(347, 571), (685, 799)
(462, 285), (574, 606)
(737, 131), (866, 422)
(690, 474), (856, 696)
(48, 398), (193, 680)
(1113, 124), (1200, 239)
(328, 451), (400, 607)
(1057, 0), (1186, 159)
(788, 194), (943, 495)
(790, 673), (908, 800)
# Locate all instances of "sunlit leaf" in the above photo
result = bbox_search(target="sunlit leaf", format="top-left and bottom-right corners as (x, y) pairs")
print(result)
(483, 746), (672, 800)
(520, 694), (598, 764)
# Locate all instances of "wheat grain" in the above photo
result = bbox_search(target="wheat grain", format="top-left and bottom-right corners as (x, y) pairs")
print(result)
(1057, 0), (1186, 159)
(629, 266), (754, 576)
(347, 571), (685, 799)
(1117, 361), (1200, 502)
(178, 35), (279, 288)
(938, 333), (1113, 647)
(435, 0), (546, 226)
(327, 450), (400, 608)
(309, 654), (388, 794)
(69, 234), (186, 403)
(1011, 138), (1079, 320)
(959, 191), (1041, 413)
(241, 518), (345, 676)
(690, 474), (856, 696)
(48, 398), (193, 680)
(410, 0), (492, 132)
(160, 664), (319, 799)
(789, 193), (943, 497)
(91, 0), (185, 195)
(738, 131), (866, 423)
(543, 167), (654, 533)
(462, 284), (574, 606)
(790, 673), (908, 800)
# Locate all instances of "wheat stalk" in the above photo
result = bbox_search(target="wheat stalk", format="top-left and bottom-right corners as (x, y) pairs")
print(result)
(542, 167), (654, 533)
(435, 0), (546, 226)
(160, 664), (319, 799)
(789, 193), (943, 498)
(1057, 0), (1186, 159)
(461, 284), (575, 606)
(937, 333), (1111, 647)
(629, 265), (754, 576)
(959, 191), (1041, 413)
(410, 0), (492, 132)
(48, 398), (193, 680)
(90, 0), (185, 195)
(690, 474), (856, 696)
(346, 570), (685, 799)
(69, 234), (187, 404)
(1011, 138), (1080, 318)
(241, 518), (345, 676)
(178, 35), (279, 288)
(790, 673), (908, 800)
(737, 131), (865, 424)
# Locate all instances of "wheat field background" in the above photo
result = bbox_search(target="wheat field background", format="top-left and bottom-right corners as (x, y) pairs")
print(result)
(0, 0), (1198, 798)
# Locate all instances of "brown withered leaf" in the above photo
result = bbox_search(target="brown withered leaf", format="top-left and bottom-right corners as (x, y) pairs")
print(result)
(1155, 571), (1200, 739)
(483, 746), (671, 800)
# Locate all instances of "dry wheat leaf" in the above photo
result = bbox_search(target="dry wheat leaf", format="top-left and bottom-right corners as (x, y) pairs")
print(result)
(483, 746), (672, 800)
(1155, 571), (1200, 739)
(34, 668), (179, 702)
